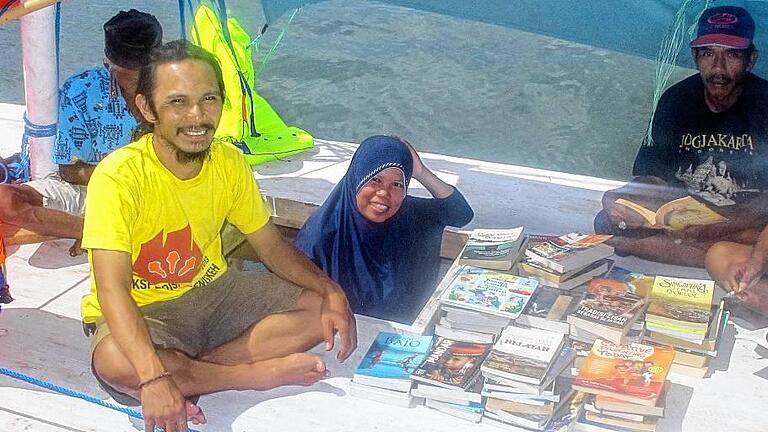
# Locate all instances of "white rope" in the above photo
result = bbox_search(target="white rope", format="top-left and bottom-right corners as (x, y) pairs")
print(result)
(645, 0), (712, 146)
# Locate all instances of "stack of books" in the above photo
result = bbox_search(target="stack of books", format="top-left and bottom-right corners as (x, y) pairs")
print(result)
(516, 285), (585, 333)
(410, 337), (492, 422)
(479, 325), (576, 431)
(572, 339), (674, 432)
(436, 265), (538, 343)
(459, 227), (528, 271)
(645, 276), (716, 344)
(644, 276), (722, 378)
(350, 332), (433, 408)
(567, 277), (648, 345)
(413, 375), (485, 423)
(520, 233), (614, 290)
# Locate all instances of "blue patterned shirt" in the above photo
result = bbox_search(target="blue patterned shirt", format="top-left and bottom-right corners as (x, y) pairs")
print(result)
(53, 67), (137, 165)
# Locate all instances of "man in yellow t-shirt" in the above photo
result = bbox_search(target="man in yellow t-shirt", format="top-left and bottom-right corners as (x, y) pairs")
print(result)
(82, 40), (357, 431)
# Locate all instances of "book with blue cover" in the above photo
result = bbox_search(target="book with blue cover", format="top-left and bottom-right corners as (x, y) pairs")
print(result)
(352, 332), (434, 392)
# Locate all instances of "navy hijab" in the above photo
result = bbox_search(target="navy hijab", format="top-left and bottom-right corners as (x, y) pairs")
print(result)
(295, 135), (414, 317)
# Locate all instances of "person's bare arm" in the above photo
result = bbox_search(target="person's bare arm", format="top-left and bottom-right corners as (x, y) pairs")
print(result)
(58, 161), (96, 186)
(397, 137), (454, 199)
(244, 222), (357, 361)
(93, 249), (187, 431)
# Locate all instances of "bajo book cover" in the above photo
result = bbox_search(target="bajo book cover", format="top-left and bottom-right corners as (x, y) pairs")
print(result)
(353, 332), (434, 391)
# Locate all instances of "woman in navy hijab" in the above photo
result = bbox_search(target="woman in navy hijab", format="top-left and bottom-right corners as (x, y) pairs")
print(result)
(295, 135), (473, 323)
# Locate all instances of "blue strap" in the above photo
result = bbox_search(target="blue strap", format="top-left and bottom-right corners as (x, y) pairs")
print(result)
(54, 1), (61, 84)
(23, 112), (57, 138)
(0, 366), (202, 432)
(14, 112), (58, 182)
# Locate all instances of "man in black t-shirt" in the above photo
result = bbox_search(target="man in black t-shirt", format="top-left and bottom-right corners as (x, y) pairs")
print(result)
(595, 6), (768, 267)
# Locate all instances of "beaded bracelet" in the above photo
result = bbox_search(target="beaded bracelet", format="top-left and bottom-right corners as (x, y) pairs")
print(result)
(139, 371), (172, 389)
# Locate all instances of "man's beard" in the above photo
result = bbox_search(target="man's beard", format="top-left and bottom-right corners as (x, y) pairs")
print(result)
(174, 146), (210, 164)
(160, 124), (216, 164)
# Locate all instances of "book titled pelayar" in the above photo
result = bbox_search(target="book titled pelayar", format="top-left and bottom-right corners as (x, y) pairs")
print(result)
(440, 265), (538, 319)
(480, 325), (566, 385)
(353, 332), (434, 392)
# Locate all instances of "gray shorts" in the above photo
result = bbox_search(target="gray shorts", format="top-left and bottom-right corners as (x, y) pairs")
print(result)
(25, 175), (87, 215)
(89, 269), (304, 405)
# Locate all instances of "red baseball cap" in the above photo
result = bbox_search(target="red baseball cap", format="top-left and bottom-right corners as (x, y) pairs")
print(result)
(690, 6), (754, 50)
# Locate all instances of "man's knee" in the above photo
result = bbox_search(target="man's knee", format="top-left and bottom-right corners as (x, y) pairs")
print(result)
(593, 209), (616, 235)
(0, 185), (39, 222)
(0, 185), (22, 221)
(705, 241), (750, 279)
(92, 336), (138, 390)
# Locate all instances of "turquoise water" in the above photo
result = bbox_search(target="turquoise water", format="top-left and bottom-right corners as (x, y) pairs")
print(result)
(0, 0), (695, 180)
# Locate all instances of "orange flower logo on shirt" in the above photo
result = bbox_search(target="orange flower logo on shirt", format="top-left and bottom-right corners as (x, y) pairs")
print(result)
(134, 225), (202, 284)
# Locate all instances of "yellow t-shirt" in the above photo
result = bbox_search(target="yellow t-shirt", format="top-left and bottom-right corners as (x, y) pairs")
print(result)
(80, 134), (270, 323)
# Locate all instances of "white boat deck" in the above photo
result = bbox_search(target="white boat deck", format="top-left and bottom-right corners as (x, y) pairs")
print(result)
(1, 102), (768, 431)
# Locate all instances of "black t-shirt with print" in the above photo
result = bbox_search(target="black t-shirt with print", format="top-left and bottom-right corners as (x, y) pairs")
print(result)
(633, 73), (768, 208)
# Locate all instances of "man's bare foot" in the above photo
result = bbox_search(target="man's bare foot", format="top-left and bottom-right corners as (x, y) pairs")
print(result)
(251, 353), (327, 390)
(186, 399), (207, 425)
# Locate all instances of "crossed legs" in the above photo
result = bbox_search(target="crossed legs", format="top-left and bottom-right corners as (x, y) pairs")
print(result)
(91, 289), (327, 422)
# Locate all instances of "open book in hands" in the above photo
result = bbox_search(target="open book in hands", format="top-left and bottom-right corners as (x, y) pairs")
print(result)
(614, 195), (726, 231)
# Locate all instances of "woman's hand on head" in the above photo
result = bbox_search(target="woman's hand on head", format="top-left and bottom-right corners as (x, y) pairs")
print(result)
(392, 135), (424, 180)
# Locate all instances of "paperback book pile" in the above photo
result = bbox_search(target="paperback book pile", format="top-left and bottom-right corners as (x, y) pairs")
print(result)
(644, 303), (728, 379)
(411, 337), (492, 421)
(521, 233), (614, 287)
(437, 265), (538, 343)
(519, 256), (613, 291)
(479, 325), (576, 431)
(643, 275), (719, 379)
(573, 339), (674, 432)
(567, 277), (647, 345)
(459, 227), (528, 271)
(645, 276), (715, 344)
(350, 332), (433, 408)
